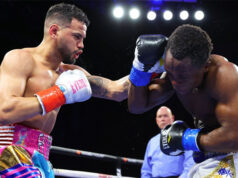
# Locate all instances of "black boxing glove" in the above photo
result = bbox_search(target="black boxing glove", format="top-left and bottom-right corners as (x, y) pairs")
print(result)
(129, 34), (167, 86)
(160, 120), (201, 156)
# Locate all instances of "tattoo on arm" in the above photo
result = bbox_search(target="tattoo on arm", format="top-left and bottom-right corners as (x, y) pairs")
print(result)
(87, 75), (129, 101)
(87, 76), (109, 98)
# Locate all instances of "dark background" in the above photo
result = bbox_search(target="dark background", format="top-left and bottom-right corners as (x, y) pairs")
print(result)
(0, 0), (238, 177)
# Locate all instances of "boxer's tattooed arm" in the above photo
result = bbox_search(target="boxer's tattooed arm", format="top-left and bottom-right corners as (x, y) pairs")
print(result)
(87, 76), (108, 97)
(87, 75), (129, 101)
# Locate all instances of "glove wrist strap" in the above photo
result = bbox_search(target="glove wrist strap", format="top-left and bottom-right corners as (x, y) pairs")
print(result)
(182, 128), (201, 151)
(129, 67), (152, 86)
(35, 85), (66, 115)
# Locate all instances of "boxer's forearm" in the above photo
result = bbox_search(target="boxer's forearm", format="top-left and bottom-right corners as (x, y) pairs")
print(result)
(199, 127), (238, 152)
(200, 98), (238, 152)
(110, 75), (129, 102)
(0, 97), (42, 124)
(128, 82), (150, 114)
(112, 75), (130, 102)
(128, 79), (174, 114)
(88, 75), (129, 102)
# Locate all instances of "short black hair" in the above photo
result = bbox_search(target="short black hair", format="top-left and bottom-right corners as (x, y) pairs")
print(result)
(45, 3), (90, 27)
(166, 24), (213, 67)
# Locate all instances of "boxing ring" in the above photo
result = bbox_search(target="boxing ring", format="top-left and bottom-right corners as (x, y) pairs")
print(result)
(51, 146), (143, 178)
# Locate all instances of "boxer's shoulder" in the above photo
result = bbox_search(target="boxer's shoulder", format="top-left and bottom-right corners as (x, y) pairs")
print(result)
(2, 49), (35, 73)
(207, 55), (237, 78)
(210, 54), (235, 69)
(213, 56), (238, 77)
(208, 55), (238, 99)
(5, 48), (34, 58)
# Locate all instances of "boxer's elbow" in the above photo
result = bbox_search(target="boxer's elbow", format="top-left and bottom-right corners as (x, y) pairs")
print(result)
(0, 100), (18, 125)
(217, 132), (238, 152)
(111, 96), (124, 102)
(228, 133), (238, 151)
(128, 97), (149, 114)
(230, 142), (238, 151)
(128, 108), (141, 114)
(111, 91), (128, 102)
(0, 118), (10, 125)
(110, 82), (129, 102)
(128, 104), (145, 114)
(0, 111), (12, 125)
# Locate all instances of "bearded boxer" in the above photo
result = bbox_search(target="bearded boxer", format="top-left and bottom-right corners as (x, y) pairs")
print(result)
(128, 24), (238, 177)
(0, 3), (128, 177)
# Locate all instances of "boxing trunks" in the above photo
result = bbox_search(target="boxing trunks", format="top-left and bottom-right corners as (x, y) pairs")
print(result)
(0, 124), (54, 177)
(188, 118), (238, 177)
(188, 152), (238, 177)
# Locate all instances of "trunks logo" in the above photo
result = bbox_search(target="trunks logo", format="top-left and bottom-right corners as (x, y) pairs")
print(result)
(205, 155), (235, 178)
(16, 128), (27, 146)
(38, 133), (45, 154)
(218, 168), (232, 177)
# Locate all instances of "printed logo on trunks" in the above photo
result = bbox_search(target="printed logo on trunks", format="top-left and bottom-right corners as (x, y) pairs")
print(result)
(205, 155), (235, 178)
(38, 133), (52, 158)
(16, 128), (27, 146)
(218, 168), (232, 177)
(38, 133), (45, 154)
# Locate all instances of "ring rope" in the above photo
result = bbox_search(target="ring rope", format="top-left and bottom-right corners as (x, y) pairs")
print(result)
(54, 168), (136, 178)
(50, 146), (143, 164)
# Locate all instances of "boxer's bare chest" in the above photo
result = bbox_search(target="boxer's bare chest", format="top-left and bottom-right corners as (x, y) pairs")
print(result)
(21, 64), (61, 133)
(24, 66), (60, 97)
(177, 88), (220, 129)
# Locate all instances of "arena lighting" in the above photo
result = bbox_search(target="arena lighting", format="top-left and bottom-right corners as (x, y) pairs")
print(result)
(179, 10), (189, 20)
(110, 5), (204, 22)
(129, 7), (140, 20)
(147, 10), (157, 21)
(150, 0), (163, 5)
(194, 10), (205, 21)
(112, 6), (124, 19)
(160, 0), (197, 2)
(163, 10), (173, 21)
(150, 0), (197, 2)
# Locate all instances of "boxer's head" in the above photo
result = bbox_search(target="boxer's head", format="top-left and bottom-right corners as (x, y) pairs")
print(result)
(44, 3), (90, 29)
(164, 24), (213, 95)
(44, 3), (90, 64)
(156, 106), (174, 129)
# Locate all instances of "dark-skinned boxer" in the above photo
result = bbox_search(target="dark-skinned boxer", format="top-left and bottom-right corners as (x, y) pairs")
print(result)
(128, 24), (238, 177)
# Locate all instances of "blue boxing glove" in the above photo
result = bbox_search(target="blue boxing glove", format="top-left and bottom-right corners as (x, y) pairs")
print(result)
(160, 120), (201, 156)
(129, 34), (167, 86)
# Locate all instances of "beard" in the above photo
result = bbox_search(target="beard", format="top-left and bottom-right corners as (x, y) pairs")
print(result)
(63, 56), (76, 64)
(58, 46), (76, 64)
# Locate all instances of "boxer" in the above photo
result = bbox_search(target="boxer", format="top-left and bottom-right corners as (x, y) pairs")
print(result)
(128, 24), (238, 177)
(0, 3), (129, 177)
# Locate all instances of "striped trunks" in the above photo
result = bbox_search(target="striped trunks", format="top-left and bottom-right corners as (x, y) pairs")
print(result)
(0, 124), (54, 178)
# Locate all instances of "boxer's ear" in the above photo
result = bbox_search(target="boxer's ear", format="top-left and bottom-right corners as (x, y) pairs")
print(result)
(49, 24), (59, 39)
